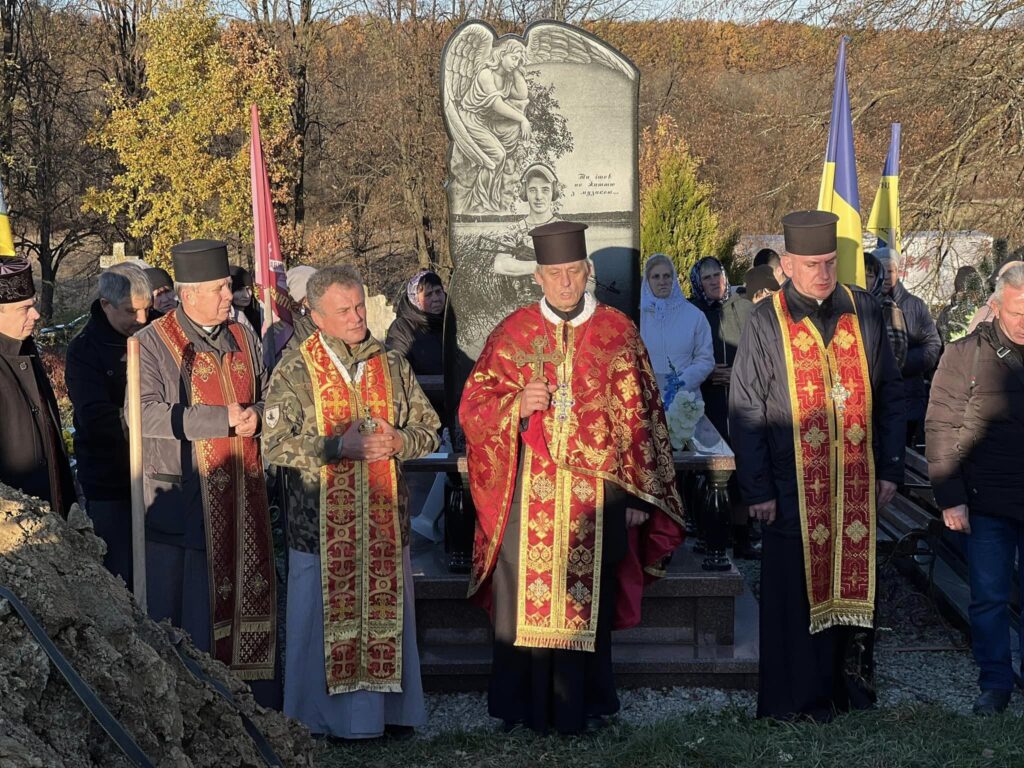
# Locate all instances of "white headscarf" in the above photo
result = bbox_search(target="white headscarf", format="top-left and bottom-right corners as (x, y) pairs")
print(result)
(641, 254), (686, 322)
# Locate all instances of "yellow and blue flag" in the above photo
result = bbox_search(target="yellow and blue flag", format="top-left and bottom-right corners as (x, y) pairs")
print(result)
(866, 123), (902, 256)
(817, 36), (864, 287)
(0, 181), (14, 257)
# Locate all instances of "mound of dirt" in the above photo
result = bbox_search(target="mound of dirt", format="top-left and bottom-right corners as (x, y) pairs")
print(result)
(0, 483), (315, 767)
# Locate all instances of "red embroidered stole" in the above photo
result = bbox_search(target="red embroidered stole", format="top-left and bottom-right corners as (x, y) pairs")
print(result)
(773, 287), (876, 633)
(515, 319), (606, 650)
(299, 331), (404, 693)
(462, 304), (684, 644)
(152, 313), (275, 678)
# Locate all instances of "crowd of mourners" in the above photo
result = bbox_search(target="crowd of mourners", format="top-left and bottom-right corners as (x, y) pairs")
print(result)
(1, 213), (1023, 745)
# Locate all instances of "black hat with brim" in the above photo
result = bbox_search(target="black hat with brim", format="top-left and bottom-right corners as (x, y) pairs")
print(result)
(744, 264), (781, 297)
(144, 267), (174, 291)
(529, 221), (588, 265)
(171, 239), (229, 283)
(229, 264), (253, 292)
(782, 211), (839, 256)
(0, 258), (35, 304)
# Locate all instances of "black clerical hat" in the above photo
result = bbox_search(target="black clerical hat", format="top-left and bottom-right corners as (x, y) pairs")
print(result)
(171, 239), (229, 283)
(782, 211), (839, 256)
(0, 258), (34, 304)
(529, 221), (588, 265)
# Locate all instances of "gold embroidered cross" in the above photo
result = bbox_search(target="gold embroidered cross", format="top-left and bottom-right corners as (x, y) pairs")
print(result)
(803, 380), (819, 398)
(217, 577), (233, 600)
(829, 382), (852, 412)
(513, 337), (563, 382)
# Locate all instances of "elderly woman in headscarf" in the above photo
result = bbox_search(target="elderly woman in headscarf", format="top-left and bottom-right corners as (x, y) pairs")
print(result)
(640, 254), (714, 406)
(386, 269), (447, 419)
(687, 256), (752, 442)
(864, 251), (909, 368)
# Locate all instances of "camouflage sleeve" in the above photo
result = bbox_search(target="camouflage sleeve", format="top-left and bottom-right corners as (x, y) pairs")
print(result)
(262, 350), (336, 471)
(390, 352), (441, 461)
(248, 324), (268, 418)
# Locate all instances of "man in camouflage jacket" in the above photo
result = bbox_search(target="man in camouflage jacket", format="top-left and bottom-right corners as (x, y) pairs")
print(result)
(262, 265), (439, 739)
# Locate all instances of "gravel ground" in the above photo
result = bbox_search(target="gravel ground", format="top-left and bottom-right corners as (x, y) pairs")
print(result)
(414, 551), (1017, 739)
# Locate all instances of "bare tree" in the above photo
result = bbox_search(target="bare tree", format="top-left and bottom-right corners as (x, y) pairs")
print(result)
(7, 0), (108, 321)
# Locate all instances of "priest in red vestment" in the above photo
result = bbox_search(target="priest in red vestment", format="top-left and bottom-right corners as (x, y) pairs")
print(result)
(460, 221), (685, 735)
(137, 239), (278, 707)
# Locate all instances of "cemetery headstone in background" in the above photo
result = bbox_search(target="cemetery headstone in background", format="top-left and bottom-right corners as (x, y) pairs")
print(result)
(440, 19), (641, 440)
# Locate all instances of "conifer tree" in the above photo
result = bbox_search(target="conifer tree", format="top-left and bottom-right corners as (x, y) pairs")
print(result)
(640, 115), (726, 288)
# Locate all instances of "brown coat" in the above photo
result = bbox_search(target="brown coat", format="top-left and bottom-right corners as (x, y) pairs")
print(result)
(925, 321), (1024, 519)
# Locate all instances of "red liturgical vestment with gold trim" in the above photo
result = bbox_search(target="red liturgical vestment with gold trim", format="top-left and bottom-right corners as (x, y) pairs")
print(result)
(460, 301), (685, 652)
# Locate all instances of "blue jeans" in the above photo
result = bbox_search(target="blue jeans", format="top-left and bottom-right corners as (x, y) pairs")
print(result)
(967, 513), (1024, 691)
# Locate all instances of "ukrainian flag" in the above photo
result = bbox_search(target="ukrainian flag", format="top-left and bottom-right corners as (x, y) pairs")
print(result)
(817, 36), (864, 287)
(866, 123), (902, 256)
(0, 181), (13, 257)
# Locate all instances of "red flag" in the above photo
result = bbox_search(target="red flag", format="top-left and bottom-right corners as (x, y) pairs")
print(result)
(250, 104), (292, 363)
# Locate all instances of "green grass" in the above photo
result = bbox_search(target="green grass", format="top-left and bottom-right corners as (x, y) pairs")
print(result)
(315, 705), (1024, 768)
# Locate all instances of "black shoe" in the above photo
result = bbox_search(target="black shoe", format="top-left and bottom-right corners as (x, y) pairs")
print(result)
(733, 541), (762, 560)
(384, 725), (415, 740)
(973, 689), (1011, 715)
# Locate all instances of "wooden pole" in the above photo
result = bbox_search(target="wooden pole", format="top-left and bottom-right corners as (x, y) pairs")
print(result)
(126, 336), (147, 611)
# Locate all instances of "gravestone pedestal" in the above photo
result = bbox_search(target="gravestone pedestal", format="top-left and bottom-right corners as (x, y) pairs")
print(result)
(411, 538), (758, 692)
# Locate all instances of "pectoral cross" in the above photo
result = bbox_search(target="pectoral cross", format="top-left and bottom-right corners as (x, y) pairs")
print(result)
(552, 381), (575, 423)
(829, 382), (852, 413)
(513, 337), (563, 382)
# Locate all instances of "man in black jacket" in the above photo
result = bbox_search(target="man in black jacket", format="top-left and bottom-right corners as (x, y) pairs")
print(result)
(926, 264), (1024, 715)
(66, 262), (152, 583)
(730, 211), (905, 722)
(874, 247), (941, 446)
(0, 257), (75, 516)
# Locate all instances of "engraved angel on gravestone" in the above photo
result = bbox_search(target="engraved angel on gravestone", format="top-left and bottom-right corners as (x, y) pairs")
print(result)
(445, 32), (531, 215)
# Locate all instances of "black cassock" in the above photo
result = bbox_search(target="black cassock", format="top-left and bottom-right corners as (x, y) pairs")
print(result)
(729, 282), (905, 721)
(488, 450), (649, 735)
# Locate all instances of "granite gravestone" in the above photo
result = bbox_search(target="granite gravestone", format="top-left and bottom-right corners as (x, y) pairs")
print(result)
(440, 19), (640, 439)
(437, 20), (640, 569)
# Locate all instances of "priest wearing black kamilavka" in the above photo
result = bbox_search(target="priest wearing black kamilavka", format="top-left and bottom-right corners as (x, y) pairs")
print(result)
(0, 258), (75, 517)
(135, 240), (279, 707)
(729, 211), (905, 721)
(460, 222), (684, 735)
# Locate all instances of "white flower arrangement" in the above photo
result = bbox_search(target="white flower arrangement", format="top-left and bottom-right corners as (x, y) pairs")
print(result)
(666, 390), (705, 451)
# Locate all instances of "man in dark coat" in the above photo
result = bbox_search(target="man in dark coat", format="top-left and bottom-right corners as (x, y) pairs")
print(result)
(926, 263), (1024, 715)
(66, 262), (152, 583)
(874, 247), (941, 446)
(0, 257), (75, 516)
(689, 256), (757, 558)
(730, 211), (905, 722)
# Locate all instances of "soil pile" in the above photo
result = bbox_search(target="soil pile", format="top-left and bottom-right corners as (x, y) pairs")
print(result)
(0, 483), (315, 767)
